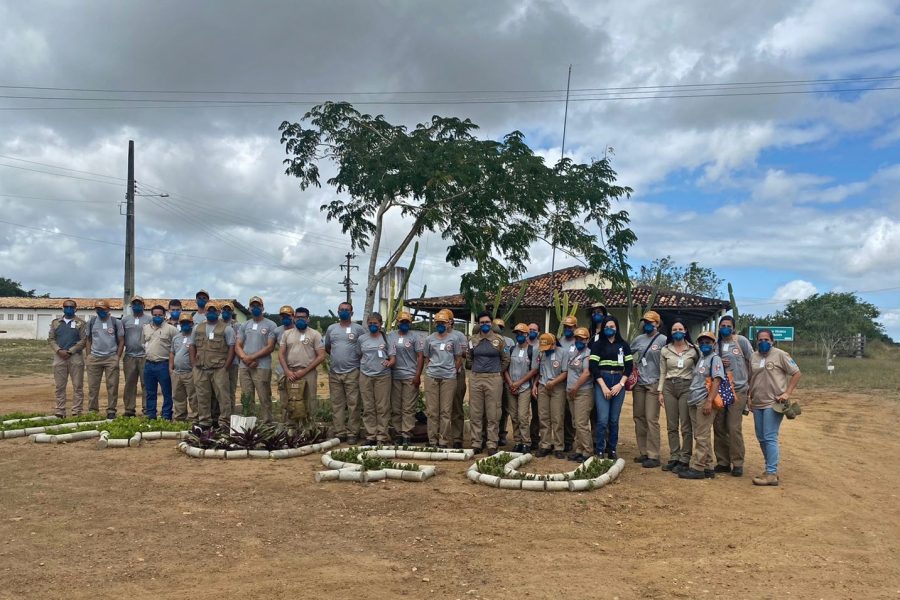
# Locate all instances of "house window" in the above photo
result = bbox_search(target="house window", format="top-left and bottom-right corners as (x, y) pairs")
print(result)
(0, 314), (4, 320)
(17, 314), (24, 320)
(6, 314), (12, 320)
(27, 314), (34, 321)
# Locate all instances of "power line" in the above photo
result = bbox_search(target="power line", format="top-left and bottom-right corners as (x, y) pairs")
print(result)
(0, 161), (125, 186)
(0, 193), (113, 204)
(0, 153), (125, 181)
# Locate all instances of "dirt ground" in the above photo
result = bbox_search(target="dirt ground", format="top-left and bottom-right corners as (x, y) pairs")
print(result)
(0, 373), (898, 600)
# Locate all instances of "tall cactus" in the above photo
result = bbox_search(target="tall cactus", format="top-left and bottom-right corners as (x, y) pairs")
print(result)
(626, 269), (661, 340)
(386, 241), (418, 327)
(490, 283), (528, 323)
(553, 289), (580, 337)
(728, 282), (743, 334)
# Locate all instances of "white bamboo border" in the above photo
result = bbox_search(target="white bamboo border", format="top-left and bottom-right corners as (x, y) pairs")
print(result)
(31, 428), (189, 447)
(2, 419), (111, 440)
(466, 452), (626, 492)
(176, 437), (341, 460)
(314, 447), (452, 483)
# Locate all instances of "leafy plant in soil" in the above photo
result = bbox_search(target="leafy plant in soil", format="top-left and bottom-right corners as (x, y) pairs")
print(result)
(0, 411), (46, 422)
(227, 424), (267, 450)
(0, 412), (105, 433)
(186, 428), (228, 450)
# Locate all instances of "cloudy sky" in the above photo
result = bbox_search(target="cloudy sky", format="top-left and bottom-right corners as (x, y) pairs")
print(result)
(1, 0), (899, 338)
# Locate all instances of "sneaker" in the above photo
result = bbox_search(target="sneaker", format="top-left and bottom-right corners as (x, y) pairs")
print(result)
(661, 460), (679, 472)
(569, 453), (587, 463)
(714, 464), (732, 474)
(452, 441), (463, 449)
(731, 467), (744, 477)
(607, 450), (618, 460)
(498, 437), (508, 447)
(752, 472), (779, 486)
(704, 469), (716, 479)
(400, 436), (412, 446)
(106, 411), (116, 420)
(486, 448), (498, 456)
(472, 446), (483, 455)
(337, 434), (348, 443)
(554, 450), (566, 459)
(642, 458), (661, 468)
(364, 438), (377, 446)
(534, 447), (550, 458)
(678, 468), (705, 480)
(672, 462), (689, 475)
(634, 454), (649, 463)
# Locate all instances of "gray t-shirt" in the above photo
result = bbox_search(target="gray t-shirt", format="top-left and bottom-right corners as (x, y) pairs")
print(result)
(359, 331), (393, 377)
(559, 335), (578, 357)
(273, 325), (286, 377)
(172, 332), (193, 373)
(88, 316), (124, 357)
(388, 330), (424, 380)
(538, 349), (568, 385)
(508, 343), (536, 392)
(123, 314), (151, 357)
(449, 329), (467, 376)
(718, 335), (753, 392)
(324, 322), (366, 374)
(423, 333), (462, 379)
(566, 347), (592, 391)
(237, 317), (277, 369)
(690, 353), (725, 406)
(630, 332), (667, 386)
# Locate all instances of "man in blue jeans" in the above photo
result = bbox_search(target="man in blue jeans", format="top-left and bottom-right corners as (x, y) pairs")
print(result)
(142, 304), (179, 420)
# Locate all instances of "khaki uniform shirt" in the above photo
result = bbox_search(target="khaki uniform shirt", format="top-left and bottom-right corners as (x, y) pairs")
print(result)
(749, 347), (800, 409)
(48, 316), (87, 354)
(281, 327), (324, 369)
(143, 323), (179, 362)
(657, 343), (699, 392)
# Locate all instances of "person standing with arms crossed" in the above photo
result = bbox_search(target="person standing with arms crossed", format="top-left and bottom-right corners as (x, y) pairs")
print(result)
(713, 315), (753, 477)
(85, 299), (124, 418)
(387, 311), (424, 445)
(324, 302), (365, 444)
(467, 311), (509, 455)
(122, 295), (151, 417)
(422, 311), (462, 448)
(236, 296), (277, 423)
(279, 307), (326, 429)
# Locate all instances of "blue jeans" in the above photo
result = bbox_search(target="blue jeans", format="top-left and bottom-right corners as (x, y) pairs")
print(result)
(752, 407), (784, 474)
(144, 360), (173, 420)
(594, 372), (626, 454)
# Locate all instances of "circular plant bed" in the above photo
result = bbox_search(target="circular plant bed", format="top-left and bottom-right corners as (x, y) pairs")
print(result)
(466, 451), (625, 492)
(29, 417), (192, 448)
(1, 413), (111, 440)
(313, 445), (467, 483)
(178, 421), (339, 459)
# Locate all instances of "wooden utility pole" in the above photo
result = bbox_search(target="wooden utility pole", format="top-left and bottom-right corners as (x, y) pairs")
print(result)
(123, 140), (135, 310)
(549, 64), (572, 294)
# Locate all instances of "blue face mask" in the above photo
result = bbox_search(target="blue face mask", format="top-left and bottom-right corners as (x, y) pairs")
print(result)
(399, 322), (411, 333)
(338, 310), (351, 321)
(480, 323), (492, 334)
(152, 315), (164, 326)
(63, 306), (76, 317)
(720, 326), (733, 337)
(436, 324), (447, 334)
(528, 331), (538, 340)
(575, 341), (586, 351)
(643, 323), (655, 334)
(282, 316), (292, 327)
(700, 343), (713, 355)
(672, 331), (685, 341)
(221, 310), (232, 321)
(515, 334), (527, 344)
(592, 313), (604, 324)
(369, 324), (379, 334)
(206, 312), (218, 322)
(131, 304), (143, 315)
(170, 309), (181, 320)
(180, 323), (192, 334)
(295, 318), (308, 330)
(544, 348), (554, 356)
(758, 340), (772, 353)
(96, 310), (109, 319)
(564, 328), (574, 338)
(603, 327), (615, 337)
(196, 298), (208, 309)
(250, 306), (263, 318)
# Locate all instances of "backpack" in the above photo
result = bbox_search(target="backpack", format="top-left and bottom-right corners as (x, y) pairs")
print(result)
(88, 316), (122, 343)
(705, 356), (736, 410)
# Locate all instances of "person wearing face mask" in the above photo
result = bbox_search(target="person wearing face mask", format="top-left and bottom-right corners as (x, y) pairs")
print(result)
(444, 309), (469, 449)
(588, 302), (609, 343)
(170, 312), (197, 422)
(236, 296), (277, 423)
(504, 323), (538, 452)
(279, 306), (326, 429)
(85, 299), (125, 418)
(122, 295), (151, 418)
(527, 323), (542, 446)
(358, 313), (396, 445)
(566, 327), (594, 462)
(48, 299), (87, 418)
(491, 318), (515, 448)
(219, 303), (242, 414)
(423, 310), (463, 447)
(166, 299), (183, 327)
(658, 319), (698, 474)
(748, 330), (801, 486)
(533, 332), (568, 458)
(466, 311), (509, 455)
(679, 331), (724, 480)
(558, 315), (580, 454)
(190, 302), (236, 430)
(273, 305), (294, 419)
(588, 315), (632, 460)
(141, 304), (179, 420)
(324, 302), (366, 444)
(388, 311), (424, 445)
(192, 289), (211, 325)
(712, 315), (754, 477)
(629, 310), (667, 469)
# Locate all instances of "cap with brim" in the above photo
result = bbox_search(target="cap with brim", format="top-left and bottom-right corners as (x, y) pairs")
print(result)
(590, 302), (607, 311)
(221, 303), (233, 311)
(278, 305), (293, 316)
(248, 295), (263, 306)
(95, 300), (111, 310)
(434, 313), (449, 324)
(151, 304), (166, 312)
(641, 310), (661, 325)
(398, 311), (413, 322)
(130, 295), (145, 304)
(513, 322), (529, 334)
(574, 327), (590, 339)
(442, 309), (455, 321)
(538, 332), (556, 350)
(784, 401), (802, 419)
(196, 289), (209, 298)
(492, 318), (506, 328)
(698, 331), (717, 342)
(205, 302), (220, 311)
(563, 316), (578, 327)
(178, 313), (193, 323)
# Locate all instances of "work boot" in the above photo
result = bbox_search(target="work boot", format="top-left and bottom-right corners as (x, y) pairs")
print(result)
(472, 446), (483, 455)
(642, 458), (661, 468)
(704, 469), (716, 479)
(498, 437), (508, 447)
(672, 462), (689, 475)
(569, 453), (587, 463)
(534, 447), (550, 458)
(400, 436), (412, 446)
(486, 448), (498, 456)
(563, 443), (573, 453)
(634, 454), (648, 463)
(452, 441), (463, 449)
(606, 449), (618, 460)
(106, 411), (116, 420)
(714, 464), (732, 474)
(731, 467), (744, 477)
(678, 468), (705, 480)
(554, 450), (566, 459)
(364, 438), (377, 446)
(752, 472), (779, 486)
(346, 435), (357, 445)
(661, 459), (679, 472)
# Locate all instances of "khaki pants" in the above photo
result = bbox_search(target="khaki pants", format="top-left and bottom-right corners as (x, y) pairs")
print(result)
(450, 369), (467, 445)
(172, 370), (197, 422)
(509, 388), (532, 445)
(329, 369), (361, 438)
(239, 367), (273, 423)
(564, 399), (575, 448)
(530, 396), (540, 445)
(688, 403), (717, 471)
(570, 387), (594, 456)
(424, 376), (455, 446)
(633, 383), (662, 460)
(195, 367), (233, 428)
(538, 384), (566, 450)
(52, 352), (84, 416)
(391, 378), (418, 437)
(713, 390), (748, 468)
(360, 372), (392, 442)
(468, 372), (503, 449)
(86, 354), (120, 414)
(228, 364), (239, 406)
(663, 378), (693, 464)
(122, 355), (145, 416)
(282, 368), (317, 426)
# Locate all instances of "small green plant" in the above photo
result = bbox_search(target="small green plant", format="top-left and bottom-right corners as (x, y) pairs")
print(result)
(0, 412), (105, 433)
(240, 392), (256, 417)
(0, 411), (46, 422)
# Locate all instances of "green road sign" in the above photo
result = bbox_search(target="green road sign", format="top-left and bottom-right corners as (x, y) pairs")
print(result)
(748, 326), (795, 342)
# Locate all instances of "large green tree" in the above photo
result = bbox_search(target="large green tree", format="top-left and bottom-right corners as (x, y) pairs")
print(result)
(280, 102), (634, 316)
(779, 292), (882, 362)
(634, 255), (724, 297)
(0, 277), (43, 298)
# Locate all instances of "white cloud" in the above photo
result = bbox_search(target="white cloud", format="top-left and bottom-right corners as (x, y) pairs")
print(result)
(773, 280), (818, 303)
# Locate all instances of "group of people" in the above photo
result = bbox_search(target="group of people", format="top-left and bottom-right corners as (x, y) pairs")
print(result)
(47, 291), (800, 486)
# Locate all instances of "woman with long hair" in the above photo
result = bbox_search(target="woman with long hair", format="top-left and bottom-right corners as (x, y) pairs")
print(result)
(657, 318), (699, 473)
(588, 315), (633, 459)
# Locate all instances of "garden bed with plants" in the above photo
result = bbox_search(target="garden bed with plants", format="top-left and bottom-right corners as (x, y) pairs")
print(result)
(466, 452), (625, 492)
(0, 412), (110, 440)
(29, 417), (193, 447)
(314, 445), (461, 483)
(177, 421), (339, 459)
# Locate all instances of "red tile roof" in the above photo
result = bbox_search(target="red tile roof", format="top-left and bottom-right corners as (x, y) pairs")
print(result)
(0, 297), (249, 314)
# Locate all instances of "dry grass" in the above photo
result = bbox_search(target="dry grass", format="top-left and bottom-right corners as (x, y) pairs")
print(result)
(0, 339), (51, 378)
(792, 342), (900, 398)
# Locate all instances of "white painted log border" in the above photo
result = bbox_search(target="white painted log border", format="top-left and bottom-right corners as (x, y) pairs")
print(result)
(1, 415), (59, 426)
(5, 420), (110, 441)
(466, 453), (626, 492)
(32, 428), (189, 447)
(176, 437), (341, 460)
(314, 447), (449, 483)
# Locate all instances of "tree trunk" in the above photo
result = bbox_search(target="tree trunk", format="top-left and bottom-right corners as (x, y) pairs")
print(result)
(362, 202), (422, 318)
